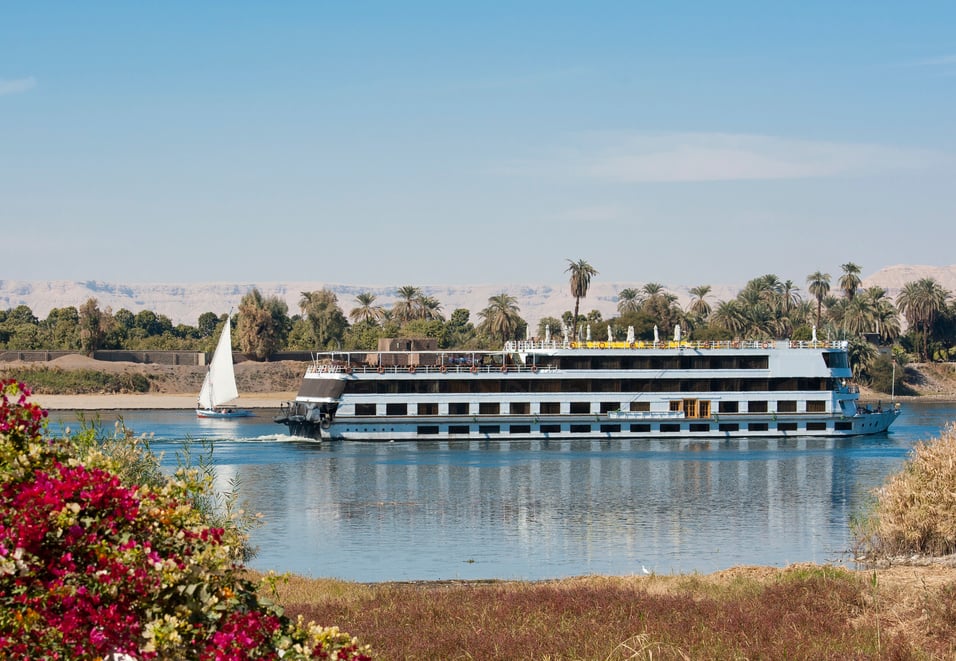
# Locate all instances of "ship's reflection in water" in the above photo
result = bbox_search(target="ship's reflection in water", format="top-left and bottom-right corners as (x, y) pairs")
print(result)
(206, 436), (915, 582)
(46, 402), (953, 581)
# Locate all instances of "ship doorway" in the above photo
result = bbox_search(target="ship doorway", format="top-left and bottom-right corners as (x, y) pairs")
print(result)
(670, 399), (711, 419)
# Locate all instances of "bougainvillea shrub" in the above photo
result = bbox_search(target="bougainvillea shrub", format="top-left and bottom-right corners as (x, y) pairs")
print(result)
(0, 379), (373, 660)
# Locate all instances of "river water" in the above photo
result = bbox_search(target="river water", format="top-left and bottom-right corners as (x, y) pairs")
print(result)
(47, 401), (954, 582)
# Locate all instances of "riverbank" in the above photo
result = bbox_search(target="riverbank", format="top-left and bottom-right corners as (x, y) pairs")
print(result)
(31, 392), (296, 410)
(259, 564), (956, 659)
(1, 353), (305, 410)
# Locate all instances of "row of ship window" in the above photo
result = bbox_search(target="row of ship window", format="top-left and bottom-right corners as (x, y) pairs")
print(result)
(345, 377), (833, 395)
(351, 400), (829, 416)
(410, 421), (853, 434)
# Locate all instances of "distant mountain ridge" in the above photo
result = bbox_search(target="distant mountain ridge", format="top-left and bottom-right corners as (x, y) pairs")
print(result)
(3, 264), (955, 326)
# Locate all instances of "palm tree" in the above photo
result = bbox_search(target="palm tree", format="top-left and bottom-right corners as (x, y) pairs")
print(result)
(565, 259), (598, 340)
(710, 300), (746, 336)
(391, 285), (423, 323)
(847, 337), (878, 381)
(742, 274), (784, 312)
(478, 293), (523, 344)
(788, 300), (813, 330)
(897, 278), (950, 361)
(616, 288), (641, 315)
(862, 287), (901, 341)
(839, 262), (862, 301)
(419, 295), (445, 322)
(780, 280), (801, 315)
(349, 292), (385, 325)
(841, 295), (872, 337)
(688, 285), (712, 319)
(806, 271), (831, 328)
(641, 282), (665, 299)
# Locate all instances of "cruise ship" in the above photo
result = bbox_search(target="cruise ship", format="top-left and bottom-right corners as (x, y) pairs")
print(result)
(273, 336), (900, 441)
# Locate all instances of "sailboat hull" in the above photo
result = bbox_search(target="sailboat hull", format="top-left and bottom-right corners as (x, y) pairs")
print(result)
(196, 407), (255, 418)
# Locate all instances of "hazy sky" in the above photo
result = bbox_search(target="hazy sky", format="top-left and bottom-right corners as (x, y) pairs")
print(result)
(3, 2), (954, 288)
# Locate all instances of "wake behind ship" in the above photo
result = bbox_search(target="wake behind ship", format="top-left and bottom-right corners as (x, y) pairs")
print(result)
(274, 336), (900, 441)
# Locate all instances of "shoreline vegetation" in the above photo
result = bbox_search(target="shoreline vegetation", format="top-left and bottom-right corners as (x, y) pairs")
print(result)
(3, 402), (956, 657)
(253, 564), (956, 659)
(6, 360), (956, 656)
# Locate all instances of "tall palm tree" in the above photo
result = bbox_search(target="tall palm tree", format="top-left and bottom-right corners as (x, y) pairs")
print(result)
(841, 295), (872, 337)
(688, 285), (712, 319)
(349, 292), (385, 325)
(839, 262), (862, 301)
(419, 295), (445, 322)
(478, 293), (523, 344)
(862, 287), (901, 341)
(565, 259), (598, 340)
(780, 280), (801, 315)
(806, 271), (831, 328)
(391, 285), (423, 323)
(641, 282), (665, 299)
(616, 288), (641, 315)
(897, 278), (950, 361)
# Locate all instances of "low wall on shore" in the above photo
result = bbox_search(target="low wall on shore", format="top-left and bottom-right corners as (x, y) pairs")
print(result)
(0, 350), (208, 366)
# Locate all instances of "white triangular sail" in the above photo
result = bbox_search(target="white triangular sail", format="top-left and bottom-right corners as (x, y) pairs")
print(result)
(198, 320), (239, 409)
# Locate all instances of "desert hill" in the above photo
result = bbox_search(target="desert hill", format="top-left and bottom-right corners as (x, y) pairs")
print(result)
(2, 264), (955, 327)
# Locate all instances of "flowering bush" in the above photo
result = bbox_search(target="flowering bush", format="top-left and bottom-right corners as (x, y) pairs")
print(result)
(0, 379), (373, 660)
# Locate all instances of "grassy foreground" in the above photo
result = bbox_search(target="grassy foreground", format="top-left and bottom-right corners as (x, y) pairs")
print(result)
(255, 564), (956, 660)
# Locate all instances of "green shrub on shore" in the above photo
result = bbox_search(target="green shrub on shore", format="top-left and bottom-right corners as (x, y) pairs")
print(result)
(0, 380), (373, 659)
(0, 366), (151, 393)
(854, 423), (956, 559)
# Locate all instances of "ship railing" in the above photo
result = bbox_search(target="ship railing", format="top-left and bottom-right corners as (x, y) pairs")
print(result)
(312, 363), (559, 375)
(306, 363), (348, 375)
(835, 383), (860, 394)
(505, 339), (848, 351)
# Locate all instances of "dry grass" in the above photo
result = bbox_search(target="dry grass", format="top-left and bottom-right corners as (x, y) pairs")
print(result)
(251, 564), (956, 660)
(855, 423), (956, 560)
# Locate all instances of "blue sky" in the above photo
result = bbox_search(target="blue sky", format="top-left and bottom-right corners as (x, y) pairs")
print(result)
(2, 2), (954, 289)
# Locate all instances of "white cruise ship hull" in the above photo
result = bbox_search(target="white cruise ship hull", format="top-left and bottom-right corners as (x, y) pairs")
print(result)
(274, 339), (901, 441)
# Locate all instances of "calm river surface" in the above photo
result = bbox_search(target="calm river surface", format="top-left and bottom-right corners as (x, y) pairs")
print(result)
(48, 401), (955, 582)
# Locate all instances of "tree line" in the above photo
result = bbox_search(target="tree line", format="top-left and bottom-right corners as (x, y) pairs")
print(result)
(2, 261), (955, 387)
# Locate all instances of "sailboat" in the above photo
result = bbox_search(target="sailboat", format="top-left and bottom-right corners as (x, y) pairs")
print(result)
(196, 318), (253, 418)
